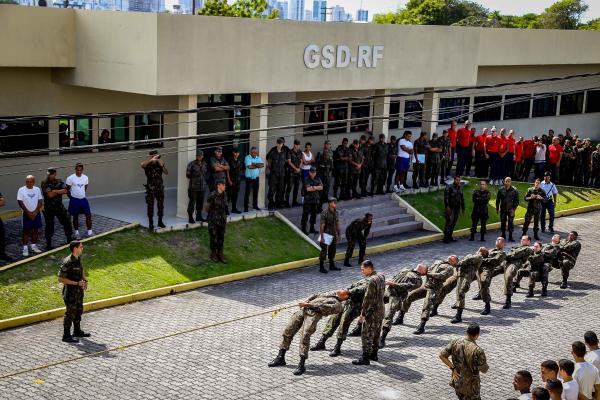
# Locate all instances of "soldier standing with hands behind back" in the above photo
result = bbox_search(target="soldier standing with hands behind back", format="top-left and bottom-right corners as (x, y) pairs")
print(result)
(58, 240), (90, 343)
(141, 150), (168, 230)
(443, 175), (465, 244)
(496, 177), (519, 242)
(470, 180), (491, 242)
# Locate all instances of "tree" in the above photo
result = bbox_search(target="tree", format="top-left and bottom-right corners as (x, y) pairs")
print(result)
(535, 0), (589, 29)
(579, 18), (600, 30)
(198, 0), (279, 18)
(373, 0), (488, 26)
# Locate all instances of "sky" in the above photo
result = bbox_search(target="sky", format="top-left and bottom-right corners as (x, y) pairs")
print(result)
(322, 0), (600, 22)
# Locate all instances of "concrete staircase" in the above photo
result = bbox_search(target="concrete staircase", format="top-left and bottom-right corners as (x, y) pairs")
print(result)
(278, 194), (424, 244)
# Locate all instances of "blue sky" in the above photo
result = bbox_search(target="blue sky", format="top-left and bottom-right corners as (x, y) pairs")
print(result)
(326, 0), (599, 22)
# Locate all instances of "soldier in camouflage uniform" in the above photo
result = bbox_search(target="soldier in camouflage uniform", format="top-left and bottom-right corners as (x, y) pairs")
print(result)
(208, 146), (229, 190)
(592, 144), (600, 188)
(360, 135), (374, 196)
(439, 323), (489, 400)
(343, 213), (373, 268)
(41, 168), (73, 249)
(226, 148), (244, 214)
(379, 263), (427, 348)
(522, 241), (550, 298)
(427, 133), (443, 186)
(443, 175), (465, 243)
(372, 134), (389, 194)
(439, 130), (452, 181)
(522, 178), (545, 240)
(319, 198), (341, 273)
(353, 260), (385, 365)
(451, 248), (486, 324)
(186, 150), (208, 223)
(496, 177), (519, 241)
(557, 231), (581, 289)
(500, 235), (532, 309)
(473, 237), (506, 315)
(300, 167), (322, 235)
(267, 138), (287, 210)
(141, 150), (168, 230)
(349, 140), (364, 199)
(333, 138), (350, 200)
(286, 139), (303, 207)
(413, 256), (458, 335)
(268, 288), (349, 375)
(206, 181), (228, 263)
(386, 135), (398, 192)
(58, 241), (90, 343)
(470, 180), (491, 242)
(316, 141), (334, 207)
(413, 131), (429, 189)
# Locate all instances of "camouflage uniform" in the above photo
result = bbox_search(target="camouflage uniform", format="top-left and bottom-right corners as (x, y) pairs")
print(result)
(41, 177), (73, 247)
(349, 146), (364, 198)
(413, 136), (429, 188)
(560, 144), (576, 185)
(227, 156), (244, 212)
(360, 143), (373, 196)
(420, 260), (456, 320)
(503, 244), (533, 295)
(280, 291), (343, 358)
(319, 207), (339, 269)
(360, 272), (386, 356)
(372, 141), (389, 194)
(186, 159), (207, 221)
(470, 189), (491, 239)
(206, 190), (228, 254)
(443, 182), (465, 242)
(427, 137), (442, 186)
(286, 148), (303, 205)
(592, 149), (600, 188)
(300, 176), (322, 233)
(496, 186), (519, 238)
(477, 248), (505, 303)
(440, 337), (489, 400)
(382, 268), (423, 330)
(58, 255), (85, 333)
(334, 144), (350, 199)
(454, 254), (483, 309)
(344, 218), (371, 265)
(321, 278), (368, 342)
(143, 162), (165, 219)
(386, 140), (398, 191)
(557, 239), (581, 284)
(439, 136), (452, 180)
(522, 187), (545, 236)
(209, 156), (229, 187)
(524, 250), (548, 291)
(267, 148), (287, 208)
(316, 150), (334, 205)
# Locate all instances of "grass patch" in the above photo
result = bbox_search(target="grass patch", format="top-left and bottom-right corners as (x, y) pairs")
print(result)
(0, 217), (317, 320)
(403, 179), (600, 231)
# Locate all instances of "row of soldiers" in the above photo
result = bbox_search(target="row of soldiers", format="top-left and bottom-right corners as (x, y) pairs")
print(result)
(268, 231), (581, 375)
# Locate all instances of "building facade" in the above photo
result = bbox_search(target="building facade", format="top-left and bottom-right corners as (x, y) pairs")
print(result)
(356, 8), (368, 22)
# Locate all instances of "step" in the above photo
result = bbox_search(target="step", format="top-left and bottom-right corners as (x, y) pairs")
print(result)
(334, 220), (424, 243)
(281, 203), (406, 219)
(285, 211), (414, 229)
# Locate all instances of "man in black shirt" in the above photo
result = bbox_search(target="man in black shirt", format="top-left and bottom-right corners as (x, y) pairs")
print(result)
(186, 150), (208, 223)
(300, 167), (323, 234)
(227, 148), (244, 214)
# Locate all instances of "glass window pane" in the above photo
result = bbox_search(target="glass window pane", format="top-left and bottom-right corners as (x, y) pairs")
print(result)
(304, 104), (325, 136)
(110, 116), (128, 142)
(0, 119), (49, 155)
(327, 103), (348, 134)
(473, 96), (502, 122)
(135, 113), (163, 148)
(560, 92), (584, 115)
(350, 102), (371, 133)
(532, 94), (557, 118)
(439, 97), (470, 123)
(389, 101), (400, 130)
(403, 100), (422, 128)
(503, 94), (531, 120)
(586, 90), (600, 113)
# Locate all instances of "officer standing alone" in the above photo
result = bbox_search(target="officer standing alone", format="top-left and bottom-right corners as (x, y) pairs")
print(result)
(496, 177), (519, 242)
(58, 241), (90, 343)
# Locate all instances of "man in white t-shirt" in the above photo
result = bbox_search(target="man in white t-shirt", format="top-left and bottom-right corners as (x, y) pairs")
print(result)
(66, 163), (92, 239)
(394, 131), (413, 192)
(585, 332), (600, 373)
(559, 359), (580, 400)
(17, 175), (44, 257)
(572, 341), (600, 400)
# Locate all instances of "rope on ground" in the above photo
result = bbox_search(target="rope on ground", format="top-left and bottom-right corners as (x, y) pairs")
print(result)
(0, 302), (297, 381)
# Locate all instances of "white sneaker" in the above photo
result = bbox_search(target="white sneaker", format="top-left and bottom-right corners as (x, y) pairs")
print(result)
(74, 230), (80, 240)
(30, 244), (42, 254)
(393, 185), (399, 192)
(22, 246), (29, 257)
(87, 230), (93, 237)
(399, 185), (406, 191)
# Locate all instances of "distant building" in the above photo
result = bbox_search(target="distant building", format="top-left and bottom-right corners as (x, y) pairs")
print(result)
(305, 9), (312, 21)
(356, 8), (368, 22)
(312, 0), (326, 21)
(288, 0), (304, 20)
(331, 4), (348, 21)
(276, 0), (288, 19)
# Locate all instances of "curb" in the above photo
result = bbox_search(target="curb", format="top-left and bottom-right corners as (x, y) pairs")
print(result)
(1, 204), (598, 331)
(0, 223), (140, 273)
(0, 210), (21, 220)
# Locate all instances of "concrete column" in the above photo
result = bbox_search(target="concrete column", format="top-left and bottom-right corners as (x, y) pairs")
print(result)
(373, 89), (391, 138)
(421, 88), (439, 135)
(91, 118), (99, 153)
(48, 119), (60, 156)
(250, 92), (269, 208)
(128, 115), (135, 150)
(176, 95), (198, 219)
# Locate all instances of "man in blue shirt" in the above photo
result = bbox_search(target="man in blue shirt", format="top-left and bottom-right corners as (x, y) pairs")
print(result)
(540, 172), (558, 233)
(244, 146), (264, 212)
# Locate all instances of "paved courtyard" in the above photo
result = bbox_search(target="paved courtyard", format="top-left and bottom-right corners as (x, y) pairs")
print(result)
(0, 212), (598, 399)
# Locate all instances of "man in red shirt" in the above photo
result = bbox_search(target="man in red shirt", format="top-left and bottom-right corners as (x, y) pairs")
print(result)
(505, 129), (516, 179)
(497, 128), (508, 181)
(447, 120), (458, 176)
(455, 120), (472, 176)
(521, 136), (537, 182)
(547, 137), (563, 182)
(485, 127), (500, 185)
(474, 127), (488, 178)
(514, 137), (524, 180)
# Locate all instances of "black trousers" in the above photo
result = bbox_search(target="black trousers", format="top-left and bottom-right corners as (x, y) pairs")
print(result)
(412, 162), (426, 187)
(360, 167), (372, 195)
(470, 212), (488, 235)
(227, 182), (240, 211)
(443, 209), (460, 239)
(268, 174), (285, 207)
(474, 150), (488, 178)
(300, 203), (319, 231)
(0, 218), (6, 256)
(187, 189), (205, 219)
(372, 168), (386, 194)
(521, 158), (534, 181)
(350, 174), (361, 198)
(386, 168), (395, 191)
(287, 172), (302, 205)
(244, 178), (260, 210)
(345, 237), (366, 263)
(319, 240), (337, 266)
(44, 206), (73, 244)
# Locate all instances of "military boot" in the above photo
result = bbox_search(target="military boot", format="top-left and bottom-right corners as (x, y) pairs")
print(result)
(450, 308), (463, 324)
(73, 323), (91, 338)
(560, 277), (568, 289)
(62, 326), (79, 343)
(480, 302), (491, 315)
(319, 261), (328, 274)
(148, 218), (154, 231)
(329, 261), (341, 271)
(188, 214), (195, 224)
(370, 348), (379, 362)
(392, 311), (405, 325)
(430, 305), (439, 317)
(352, 353), (370, 366)
(501, 230), (506, 239)
(526, 286), (534, 298)
(413, 319), (427, 335)
(301, 224), (308, 235)
(502, 295), (512, 309)
(533, 230), (540, 241)
(46, 238), (53, 251)
(541, 283), (548, 297)
(379, 327), (390, 349)
(329, 339), (343, 357)
(343, 257), (353, 268)
(472, 292), (482, 301)
(293, 356), (306, 375)
(349, 324), (362, 337)
(157, 218), (166, 229)
(268, 349), (286, 367)
(480, 233), (485, 242)
(310, 335), (327, 351)
(508, 232), (514, 242)
(469, 233), (475, 241)
(217, 251), (227, 264)
(451, 304), (458, 310)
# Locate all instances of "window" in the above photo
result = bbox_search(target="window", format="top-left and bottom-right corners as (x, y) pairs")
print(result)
(59, 118), (92, 152)
(388, 101), (400, 130)
(439, 97), (470, 123)
(532, 94), (557, 118)
(304, 104), (325, 136)
(135, 113), (163, 148)
(110, 117), (129, 143)
(0, 119), (49, 155)
(560, 92), (585, 115)
(586, 90), (600, 113)
(403, 100), (422, 128)
(327, 103), (348, 134)
(472, 96), (502, 122)
(503, 94), (531, 120)
(350, 102), (371, 132)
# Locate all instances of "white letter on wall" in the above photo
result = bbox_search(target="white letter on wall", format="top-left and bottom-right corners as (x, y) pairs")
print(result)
(336, 45), (351, 68)
(357, 45), (372, 68)
(372, 45), (384, 68)
(321, 45), (335, 69)
(304, 44), (321, 69)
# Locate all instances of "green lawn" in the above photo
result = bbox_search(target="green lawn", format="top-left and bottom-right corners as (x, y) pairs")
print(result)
(403, 179), (600, 231)
(0, 217), (317, 320)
